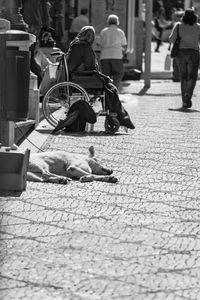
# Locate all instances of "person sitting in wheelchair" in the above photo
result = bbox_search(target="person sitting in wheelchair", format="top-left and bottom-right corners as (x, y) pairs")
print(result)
(67, 25), (135, 130)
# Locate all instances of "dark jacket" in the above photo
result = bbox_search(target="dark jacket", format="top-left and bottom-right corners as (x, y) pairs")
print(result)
(67, 41), (96, 74)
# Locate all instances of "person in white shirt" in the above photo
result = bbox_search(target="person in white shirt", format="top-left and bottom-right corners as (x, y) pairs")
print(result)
(99, 14), (127, 89)
(70, 7), (89, 41)
(169, 9), (200, 109)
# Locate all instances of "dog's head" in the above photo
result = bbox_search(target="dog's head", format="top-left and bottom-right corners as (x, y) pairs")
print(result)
(69, 100), (97, 124)
(88, 158), (113, 175)
(88, 146), (113, 175)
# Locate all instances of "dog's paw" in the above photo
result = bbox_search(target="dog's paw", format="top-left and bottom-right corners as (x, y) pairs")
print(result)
(80, 175), (93, 182)
(59, 177), (72, 184)
(108, 176), (118, 183)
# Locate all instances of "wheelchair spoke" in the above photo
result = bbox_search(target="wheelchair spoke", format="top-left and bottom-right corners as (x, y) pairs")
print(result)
(42, 81), (90, 127)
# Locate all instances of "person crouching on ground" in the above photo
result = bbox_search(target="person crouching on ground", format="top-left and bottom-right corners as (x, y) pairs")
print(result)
(169, 9), (200, 109)
(67, 26), (135, 130)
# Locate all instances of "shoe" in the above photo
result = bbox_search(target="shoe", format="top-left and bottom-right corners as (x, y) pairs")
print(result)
(182, 103), (188, 109)
(182, 100), (192, 109)
(186, 100), (192, 108)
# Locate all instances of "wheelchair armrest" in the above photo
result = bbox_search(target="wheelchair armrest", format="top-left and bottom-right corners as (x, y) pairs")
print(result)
(71, 70), (104, 89)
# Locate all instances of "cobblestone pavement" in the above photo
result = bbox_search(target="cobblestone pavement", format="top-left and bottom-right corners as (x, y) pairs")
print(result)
(1, 79), (200, 300)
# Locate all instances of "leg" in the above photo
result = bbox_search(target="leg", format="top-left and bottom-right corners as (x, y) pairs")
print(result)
(106, 85), (135, 129)
(100, 59), (112, 78)
(155, 37), (161, 52)
(155, 28), (163, 52)
(184, 50), (199, 107)
(42, 172), (72, 184)
(27, 172), (44, 182)
(80, 174), (118, 183)
(172, 58), (180, 82)
(67, 165), (92, 178)
(27, 167), (71, 184)
(176, 51), (188, 106)
(67, 165), (117, 183)
(110, 59), (124, 89)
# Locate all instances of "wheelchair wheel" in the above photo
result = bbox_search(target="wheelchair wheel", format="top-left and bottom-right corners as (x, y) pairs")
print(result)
(105, 115), (120, 134)
(42, 81), (90, 127)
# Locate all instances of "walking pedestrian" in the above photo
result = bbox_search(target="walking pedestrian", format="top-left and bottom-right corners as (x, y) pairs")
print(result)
(154, 8), (172, 52)
(169, 9), (200, 109)
(99, 14), (127, 90)
(69, 7), (89, 41)
(21, 0), (52, 86)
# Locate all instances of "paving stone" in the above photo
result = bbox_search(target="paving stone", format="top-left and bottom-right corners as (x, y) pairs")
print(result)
(1, 79), (200, 299)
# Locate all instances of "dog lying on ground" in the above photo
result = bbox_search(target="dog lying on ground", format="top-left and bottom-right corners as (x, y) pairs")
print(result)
(27, 146), (118, 184)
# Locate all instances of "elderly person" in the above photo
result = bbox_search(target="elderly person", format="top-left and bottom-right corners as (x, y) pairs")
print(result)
(169, 9), (200, 109)
(69, 7), (89, 41)
(99, 14), (127, 89)
(67, 26), (134, 130)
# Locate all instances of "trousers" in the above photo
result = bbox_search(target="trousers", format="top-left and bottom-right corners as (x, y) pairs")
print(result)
(176, 48), (199, 105)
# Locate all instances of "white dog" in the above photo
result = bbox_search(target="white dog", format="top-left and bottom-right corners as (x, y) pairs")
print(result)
(27, 146), (118, 184)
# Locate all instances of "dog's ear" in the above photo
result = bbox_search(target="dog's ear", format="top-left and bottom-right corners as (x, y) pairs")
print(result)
(83, 102), (97, 124)
(69, 100), (96, 124)
(88, 146), (95, 157)
(52, 110), (79, 133)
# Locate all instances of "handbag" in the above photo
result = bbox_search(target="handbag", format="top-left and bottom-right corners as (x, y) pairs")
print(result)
(39, 63), (59, 96)
(171, 24), (180, 58)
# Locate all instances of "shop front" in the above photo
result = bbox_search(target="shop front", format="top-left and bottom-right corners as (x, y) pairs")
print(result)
(55, 0), (144, 71)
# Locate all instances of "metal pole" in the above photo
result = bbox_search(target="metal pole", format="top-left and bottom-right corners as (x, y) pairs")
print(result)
(127, 0), (135, 54)
(143, 0), (153, 88)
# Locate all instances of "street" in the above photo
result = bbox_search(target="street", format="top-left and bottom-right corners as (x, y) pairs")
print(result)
(1, 77), (200, 299)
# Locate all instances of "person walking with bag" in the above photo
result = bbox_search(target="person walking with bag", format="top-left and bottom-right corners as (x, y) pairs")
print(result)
(169, 9), (200, 109)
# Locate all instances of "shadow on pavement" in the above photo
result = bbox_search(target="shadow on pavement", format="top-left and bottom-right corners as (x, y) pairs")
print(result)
(53, 131), (128, 137)
(0, 191), (23, 197)
(168, 107), (200, 113)
(138, 86), (150, 95)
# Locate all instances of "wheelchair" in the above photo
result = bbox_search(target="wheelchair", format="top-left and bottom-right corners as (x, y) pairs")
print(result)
(42, 52), (120, 133)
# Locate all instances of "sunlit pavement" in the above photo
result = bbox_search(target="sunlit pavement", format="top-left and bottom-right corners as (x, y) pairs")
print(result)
(2, 40), (200, 300)
(1, 74), (200, 299)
